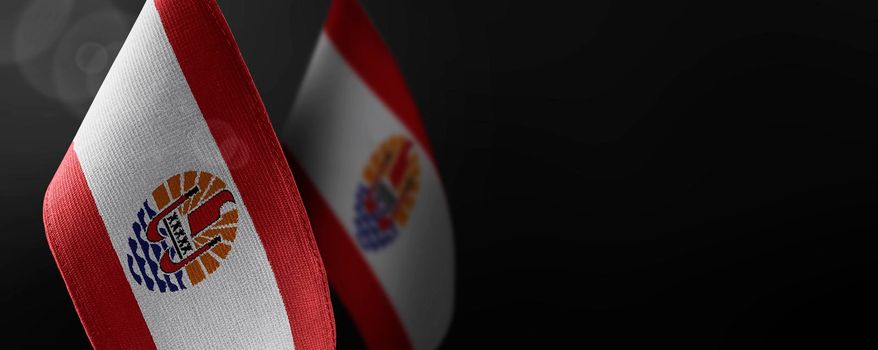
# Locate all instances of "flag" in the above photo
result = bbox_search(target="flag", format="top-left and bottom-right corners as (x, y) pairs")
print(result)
(282, 0), (455, 349)
(42, 0), (335, 348)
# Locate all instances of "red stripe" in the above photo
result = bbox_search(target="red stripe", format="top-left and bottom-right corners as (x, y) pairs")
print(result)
(289, 156), (413, 350)
(43, 146), (156, 350)
(323, 0), (436, 162)
(153, 0), (335, 348)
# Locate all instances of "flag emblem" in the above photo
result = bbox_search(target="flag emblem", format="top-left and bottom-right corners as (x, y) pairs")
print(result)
(355, 135), (421, 250)
(125, 171), (238, 292)
(43, 0), (335, 346)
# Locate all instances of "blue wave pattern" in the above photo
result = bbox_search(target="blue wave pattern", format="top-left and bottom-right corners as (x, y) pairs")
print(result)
(354, 184), (398, 250)
(125, 200), (187, 293)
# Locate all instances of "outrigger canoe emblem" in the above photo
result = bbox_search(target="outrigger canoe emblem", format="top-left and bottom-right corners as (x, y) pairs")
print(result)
(146, 185), (234, 273)
(354, 135), (421, 251)
(125, 171), (240, 292)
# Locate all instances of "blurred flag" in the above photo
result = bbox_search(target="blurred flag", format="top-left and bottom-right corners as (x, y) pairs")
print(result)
(282, 0), (455, 349)
(42, 0), (335, 349)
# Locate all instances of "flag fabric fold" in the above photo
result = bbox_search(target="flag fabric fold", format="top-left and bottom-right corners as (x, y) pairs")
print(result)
(283, 0), (456, 349)
(42, 0), (335, 348)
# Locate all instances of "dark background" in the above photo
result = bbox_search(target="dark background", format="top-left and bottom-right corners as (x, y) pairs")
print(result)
(3, 0), (878, 348)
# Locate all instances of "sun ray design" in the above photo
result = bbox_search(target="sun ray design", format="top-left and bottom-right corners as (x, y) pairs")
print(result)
(125, 171), (239, 292)
(354, 135), (421, 250)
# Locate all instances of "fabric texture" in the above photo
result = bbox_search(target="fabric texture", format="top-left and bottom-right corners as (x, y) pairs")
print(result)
(43, 0), (335, 348)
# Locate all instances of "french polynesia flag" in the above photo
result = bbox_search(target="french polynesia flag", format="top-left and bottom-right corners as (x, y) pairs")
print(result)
(282, 0), (455, 349)
(42, 0), (335, 349)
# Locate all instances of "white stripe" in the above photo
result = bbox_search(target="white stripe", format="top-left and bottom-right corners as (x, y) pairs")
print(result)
(73, 2), (294, 349)
(285, 33), (454, 350)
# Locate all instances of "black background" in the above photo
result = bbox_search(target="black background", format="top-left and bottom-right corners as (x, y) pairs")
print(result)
(3, 0), (878, 348)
